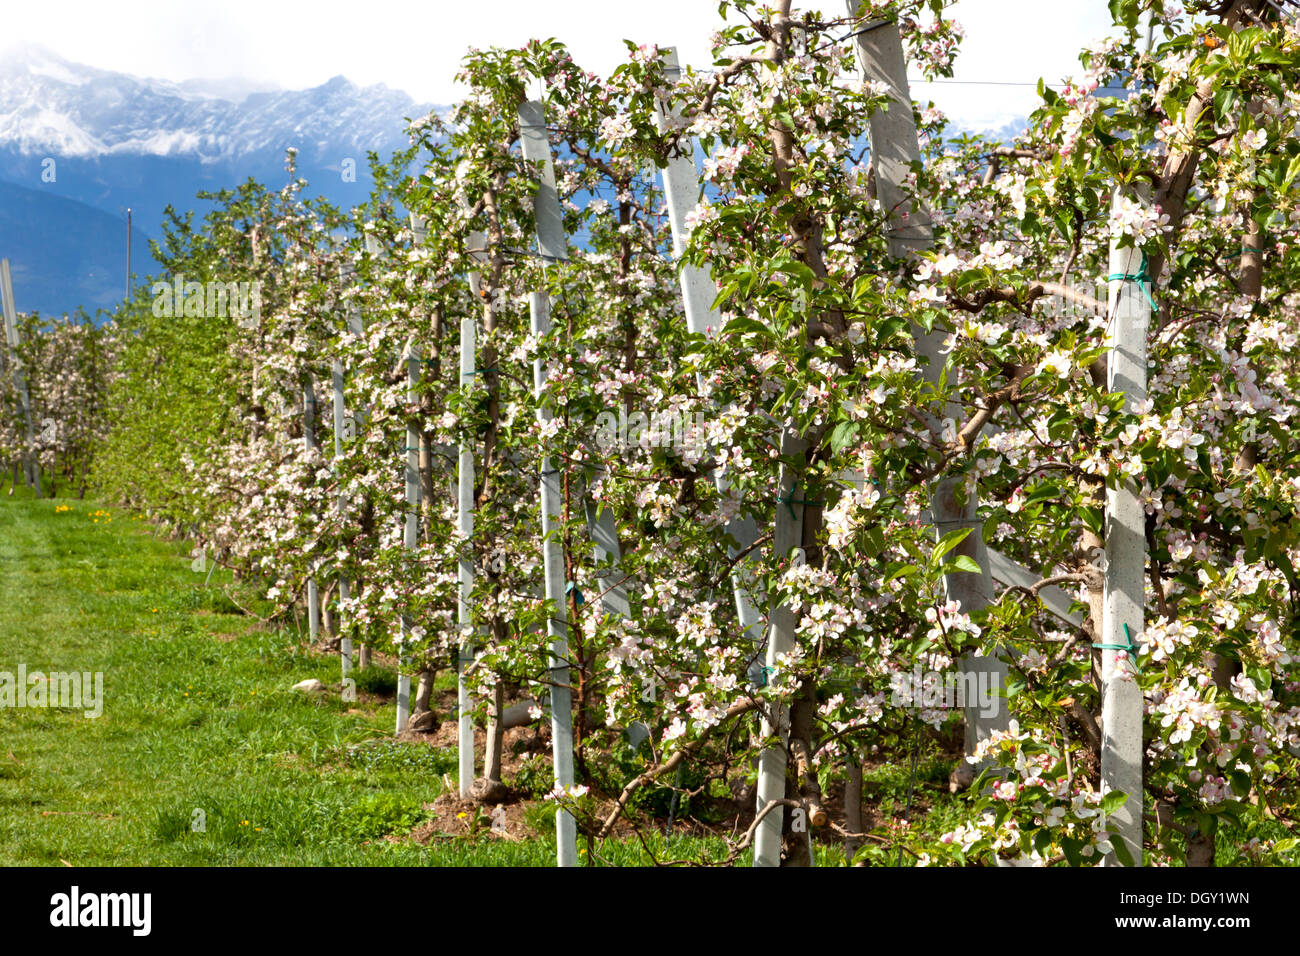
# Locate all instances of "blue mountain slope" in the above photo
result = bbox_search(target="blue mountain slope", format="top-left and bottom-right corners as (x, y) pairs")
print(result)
(0, 45), (436, 317)
(0, 179), (156, 318)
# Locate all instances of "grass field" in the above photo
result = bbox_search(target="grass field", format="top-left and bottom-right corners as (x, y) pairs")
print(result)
(0, 492), (747, 865)
(0, 490), (1001, 867)
(8, 491), (1280, 867)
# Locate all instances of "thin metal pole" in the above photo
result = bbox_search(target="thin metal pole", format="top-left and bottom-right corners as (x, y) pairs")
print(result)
(126, 208), (133, 305)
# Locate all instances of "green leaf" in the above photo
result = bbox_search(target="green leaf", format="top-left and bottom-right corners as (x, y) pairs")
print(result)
(722, 315), (773, 340)
(1107, 0), (1140, 28)
(1062, 837), (1083, 867)
(1112, 836), (1135, 867)
(931, 527), (972, 566)
(983, 514), (1002, 544)
(1230, 770), (1252, 797)
(1100, 790), (1129, 816)
(884, 563), (919, 583)
(861, 526), (886, 560)
(1080, 506), (1104, 536)
(828, 420), (859, 455)
(945, 554), (982, 574)
(1280, 156), (1300, 193)
(1273, 551), (1299, 593)
(1271, 838), (1299, 855)
(1033, 828), (1053, 855)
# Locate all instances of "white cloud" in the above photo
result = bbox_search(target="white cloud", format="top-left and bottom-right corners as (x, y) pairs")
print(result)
(916, 0), (1119, 131)
(6, 0), (1118, 126)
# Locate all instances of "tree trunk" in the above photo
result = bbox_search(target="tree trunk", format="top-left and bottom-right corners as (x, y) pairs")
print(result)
(409, 667), (437, 731)
(471, 681), (509, 803)
(780, 679), (821, 867)
(844, 759), (864, 864)
(484, 681), (505, 783)
(1187, 817), (1216, 867)
(320, 579), (336, 637)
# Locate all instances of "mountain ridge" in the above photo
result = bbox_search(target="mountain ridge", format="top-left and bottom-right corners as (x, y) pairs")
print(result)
(0, 45), (438, 317)
(0, 44), (436, 160)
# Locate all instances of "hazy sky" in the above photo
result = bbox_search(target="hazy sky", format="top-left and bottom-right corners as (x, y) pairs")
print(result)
(6, 0), (1118, 131)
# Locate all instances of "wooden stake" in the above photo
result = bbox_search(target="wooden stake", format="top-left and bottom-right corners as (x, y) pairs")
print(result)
(303, 376), (321, 644)
(331, 354), (352, 678)
(653, 47), (777, 863)
(397, 343), (421, 733)
(1100, 185), (1148, 866)
(519, 98), (577, 866)
(850, 9), (1006, 763)
(655, 49), (765, 650)
(582, 498), (648, 745)
(459, 230), (485, 798)
(0, 260), (38, 496)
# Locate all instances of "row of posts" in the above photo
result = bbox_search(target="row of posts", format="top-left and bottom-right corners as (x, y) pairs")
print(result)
(296, 12), (1147, 868)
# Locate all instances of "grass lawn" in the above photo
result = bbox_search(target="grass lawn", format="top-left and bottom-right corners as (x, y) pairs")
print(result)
(0, 492), (738, 865)
(1, 489), (994, 867)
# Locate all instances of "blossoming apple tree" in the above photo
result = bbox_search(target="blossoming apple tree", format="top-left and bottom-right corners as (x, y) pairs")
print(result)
(85, 0), (1300, 867)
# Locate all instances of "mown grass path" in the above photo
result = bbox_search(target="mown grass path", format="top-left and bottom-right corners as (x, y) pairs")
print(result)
(0, 496), (753, 866)
(7, 495), (925, 866)
(0, 496), (567, 864)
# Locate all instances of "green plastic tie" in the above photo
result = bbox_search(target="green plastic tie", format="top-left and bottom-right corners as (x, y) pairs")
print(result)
(1092, 623), (1142, 673)
(1106, 251), (1158, 311)
(777, 485), (824, 520)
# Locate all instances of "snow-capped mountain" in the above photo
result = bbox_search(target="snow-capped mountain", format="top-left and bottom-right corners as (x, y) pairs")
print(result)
(0, 44), (438, 317)
(0, 43), (434, 161)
